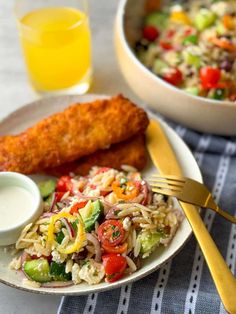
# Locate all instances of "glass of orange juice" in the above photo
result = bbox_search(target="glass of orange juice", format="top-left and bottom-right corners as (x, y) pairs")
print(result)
(15, 0), (92, 94)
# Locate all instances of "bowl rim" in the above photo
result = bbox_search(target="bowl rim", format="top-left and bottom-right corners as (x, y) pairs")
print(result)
(116, 0), (236, 108)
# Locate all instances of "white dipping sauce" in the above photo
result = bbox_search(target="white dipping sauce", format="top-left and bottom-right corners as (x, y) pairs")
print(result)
(0, 186), (34, 229)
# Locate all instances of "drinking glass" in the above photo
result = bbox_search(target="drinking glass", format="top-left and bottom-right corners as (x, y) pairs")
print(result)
(15, 0), (92, 94)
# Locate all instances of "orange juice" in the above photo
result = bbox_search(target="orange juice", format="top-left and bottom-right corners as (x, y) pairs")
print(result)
(19, 7), (92, 92)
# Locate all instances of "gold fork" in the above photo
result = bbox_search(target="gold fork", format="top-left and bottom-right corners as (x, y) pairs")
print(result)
(148, 174), (236, 224)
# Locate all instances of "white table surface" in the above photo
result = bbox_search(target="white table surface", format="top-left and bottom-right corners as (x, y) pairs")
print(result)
(0, 1), (139, 313)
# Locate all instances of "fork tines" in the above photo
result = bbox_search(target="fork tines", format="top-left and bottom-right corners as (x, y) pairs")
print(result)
(147, 174), (185, 196)
(148, 174), (184, 188)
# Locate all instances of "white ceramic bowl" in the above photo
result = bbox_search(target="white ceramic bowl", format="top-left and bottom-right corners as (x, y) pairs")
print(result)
(0, 172), (43, 246)
(115, 0), (236, 135)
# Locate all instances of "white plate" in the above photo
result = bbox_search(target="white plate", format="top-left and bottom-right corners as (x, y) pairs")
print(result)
(0, 94), (202, 295)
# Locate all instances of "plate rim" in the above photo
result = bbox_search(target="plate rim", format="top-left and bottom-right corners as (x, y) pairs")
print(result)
(0, 94), (202, 295)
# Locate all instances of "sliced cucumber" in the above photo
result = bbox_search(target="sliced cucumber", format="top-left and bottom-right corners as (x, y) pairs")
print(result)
(138, 230), (164, 255)
(145, 12), (168, 30)
(24, 258), (51, 283)
(38, 180), (56, 199)
(80, 201), (93, 221)
(182, 46), (201, 68)
(184, 86), (199, 96)
(153, 59), (168, 75)
(194, 9), (216, 31)
(56, 230), (65, 244)
(50, 261), (72, 281)
(80, 200), (103, 232)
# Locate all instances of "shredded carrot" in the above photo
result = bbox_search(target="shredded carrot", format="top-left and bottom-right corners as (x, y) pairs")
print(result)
(209, 37), (236, 52)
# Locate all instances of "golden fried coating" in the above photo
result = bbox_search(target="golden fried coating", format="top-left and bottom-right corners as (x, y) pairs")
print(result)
(0, 95), (149, 174)
(46, 134), (147, 176)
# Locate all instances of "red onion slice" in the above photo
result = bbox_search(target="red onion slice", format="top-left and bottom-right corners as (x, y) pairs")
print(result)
(49, 192), (57, 212)
(75, 191), (101, 202)
(105, 205), (121, 219)
(21, 251), (30, 267)
(86, 233), (101, 262)
(102, 200), (114, 207)
(42, 212), (55, 218)
(61, 218), (75, 239)
(102, 200), (114, 214)
(20, 252), (33, 280)
(141, 180), (153, 205)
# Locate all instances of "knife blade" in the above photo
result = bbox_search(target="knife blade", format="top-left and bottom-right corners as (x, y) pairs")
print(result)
(146, 119), (183, 176)
(146, 119), (236, 314)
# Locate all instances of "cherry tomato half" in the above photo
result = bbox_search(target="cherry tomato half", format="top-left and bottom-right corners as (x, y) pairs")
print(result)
(56, 176), (73, 193)
(200, 67), (221, 89)
(98, 220), (125, 247)
(102, 242), (128, 254)
(162, 68), (183, 86)
(102, 253), (127, 283)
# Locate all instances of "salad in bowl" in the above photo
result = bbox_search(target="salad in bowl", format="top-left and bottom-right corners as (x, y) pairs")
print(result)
(135, 0), (236, 101)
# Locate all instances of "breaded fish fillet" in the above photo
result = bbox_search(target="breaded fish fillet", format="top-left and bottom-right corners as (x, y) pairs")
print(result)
(0, 95), (149, 174)
(46, 134), (147, 176)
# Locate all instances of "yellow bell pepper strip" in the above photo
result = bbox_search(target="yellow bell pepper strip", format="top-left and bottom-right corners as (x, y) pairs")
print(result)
(170, 11), (191, 25)
(47, 212), (86, 254)
(112, 180), (139, 200)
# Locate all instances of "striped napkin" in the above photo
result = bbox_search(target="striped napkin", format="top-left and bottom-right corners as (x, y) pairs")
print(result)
(58, 117), (236, 314)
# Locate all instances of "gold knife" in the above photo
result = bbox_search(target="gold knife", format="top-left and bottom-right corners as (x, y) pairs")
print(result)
(146, 119), (236, 314)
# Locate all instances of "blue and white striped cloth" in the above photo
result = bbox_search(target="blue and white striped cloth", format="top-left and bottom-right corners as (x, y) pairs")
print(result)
(57, 117), (236, 314)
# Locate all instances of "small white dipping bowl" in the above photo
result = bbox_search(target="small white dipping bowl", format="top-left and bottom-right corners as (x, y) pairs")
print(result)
(0, 172), (43, 246)
(115, 0), (236, 135)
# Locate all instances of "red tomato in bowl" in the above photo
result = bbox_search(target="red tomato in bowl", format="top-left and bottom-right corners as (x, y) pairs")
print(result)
(162, 68), (183, 86)
(102, 242), (128, 254)
(98, 220), (125, 247)
(200, 67), (221, 89)
(102, 253), (127, 283)
(143, 25), (159, 41)
(160, 40), (173, 50)
(56, 176), (73, 193)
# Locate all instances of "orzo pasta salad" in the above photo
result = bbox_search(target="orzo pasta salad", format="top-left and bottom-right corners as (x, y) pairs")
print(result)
(136, 0), (236, 101)
(10, 166), (183, 287)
